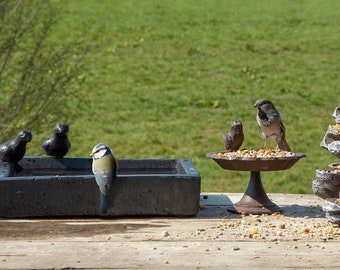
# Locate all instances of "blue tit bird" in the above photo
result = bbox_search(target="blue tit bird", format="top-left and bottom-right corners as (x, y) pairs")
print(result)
(90, 143), (118, 214)
(42, 123), (71, 158)
(0, 130), (32, 163)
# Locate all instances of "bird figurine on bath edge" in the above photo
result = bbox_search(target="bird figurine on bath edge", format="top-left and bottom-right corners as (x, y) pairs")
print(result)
(42, 123), (71, 158)
(253, 99), (291, 151)
(91, 143), (118, 214)
(0, 130), (32, 175)
(0, 130), (32, 163)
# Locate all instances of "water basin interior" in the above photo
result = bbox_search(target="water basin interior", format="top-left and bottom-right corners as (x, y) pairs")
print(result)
(1, 158), (188, 177)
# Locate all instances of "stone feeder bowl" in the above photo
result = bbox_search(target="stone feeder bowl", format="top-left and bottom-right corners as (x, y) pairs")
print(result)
(0, 157), (201, 218)
(313, 164), (340, 199)
(206, 151), (306, 215)
(314, 108), (340, 224)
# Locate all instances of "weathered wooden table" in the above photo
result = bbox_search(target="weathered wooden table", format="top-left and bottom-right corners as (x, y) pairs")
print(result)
(0, 193), (339, 269)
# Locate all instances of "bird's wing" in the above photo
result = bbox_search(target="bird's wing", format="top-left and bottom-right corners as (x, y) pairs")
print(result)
(222, 133), (232, 145)
(279, 121), (286, 138)
(93, 170), (115, 195)
(222, 133), (230, 141)
(0, 143), (10, 160)
(42, 137), (52, 150)
(267, 110), (281, 125)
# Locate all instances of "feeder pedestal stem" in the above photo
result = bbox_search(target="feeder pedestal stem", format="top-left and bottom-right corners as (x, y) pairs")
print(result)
(229, 171), (283, 215)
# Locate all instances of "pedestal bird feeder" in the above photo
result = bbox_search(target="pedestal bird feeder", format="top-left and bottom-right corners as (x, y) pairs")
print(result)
(206, 150), (305, 214)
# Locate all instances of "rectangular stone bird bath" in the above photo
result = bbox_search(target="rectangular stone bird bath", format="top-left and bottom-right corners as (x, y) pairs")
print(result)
(0, 157), (201, 218)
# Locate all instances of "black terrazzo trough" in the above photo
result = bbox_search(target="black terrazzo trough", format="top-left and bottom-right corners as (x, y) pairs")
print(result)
(0, 157), (200, 218)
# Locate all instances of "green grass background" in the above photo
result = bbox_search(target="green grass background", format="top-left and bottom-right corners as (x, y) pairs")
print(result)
(23, 0), (340, 193)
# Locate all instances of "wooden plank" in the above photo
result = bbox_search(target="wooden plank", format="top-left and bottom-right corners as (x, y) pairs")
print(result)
(0, 240), (339, 269)
(0, 193), (338, 269)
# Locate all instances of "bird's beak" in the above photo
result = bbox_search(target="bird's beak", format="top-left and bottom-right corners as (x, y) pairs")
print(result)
(89, 153), (93, 157)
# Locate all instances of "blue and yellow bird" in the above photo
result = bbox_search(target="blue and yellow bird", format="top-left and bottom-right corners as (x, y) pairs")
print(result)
(90, 143), (118, 214)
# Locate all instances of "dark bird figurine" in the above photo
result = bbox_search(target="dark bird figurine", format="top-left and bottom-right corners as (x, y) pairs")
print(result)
(0, 130), (32, 163)
(222, 120), (244, 151)
(42, 123), (71, 158)
(91, 143), (118, 214)
(253, 99), (291, 151)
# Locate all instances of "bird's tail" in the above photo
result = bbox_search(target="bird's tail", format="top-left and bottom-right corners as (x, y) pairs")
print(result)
(99, 193), (107, 214)
(277, 139), (291, 152)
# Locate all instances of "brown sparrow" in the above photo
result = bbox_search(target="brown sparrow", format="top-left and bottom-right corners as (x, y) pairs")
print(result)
(222, 120), (244, 151)
(253, 99), (291, 151)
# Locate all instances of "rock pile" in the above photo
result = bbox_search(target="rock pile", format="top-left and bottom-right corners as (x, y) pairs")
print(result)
(313, 106), (340, 224)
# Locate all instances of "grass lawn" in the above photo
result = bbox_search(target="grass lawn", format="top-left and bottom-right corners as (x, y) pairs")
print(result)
(19, 0), (340, 193)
